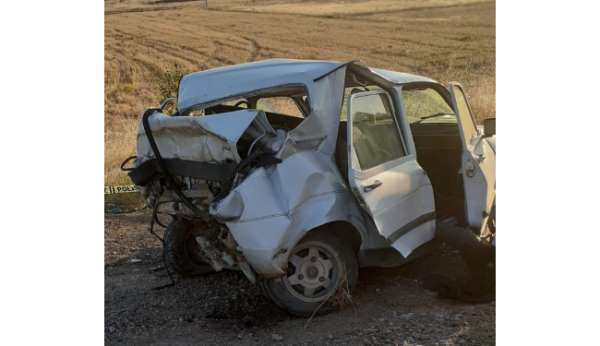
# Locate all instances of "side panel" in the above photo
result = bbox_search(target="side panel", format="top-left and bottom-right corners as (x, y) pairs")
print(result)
(347, 90), (436, 257)
(448, 83), (496, 228)
(349, 156), (436, 257)
(211, 151), (368, 276)
(463, 138), (496, 228)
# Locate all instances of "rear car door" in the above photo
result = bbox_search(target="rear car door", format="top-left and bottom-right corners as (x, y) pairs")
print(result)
(448, 83), (496, 229)
(347, 90), (436, 257)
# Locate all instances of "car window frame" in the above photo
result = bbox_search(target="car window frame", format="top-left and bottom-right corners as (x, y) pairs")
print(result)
(348, 89), (409, 176)
(179, 83), (311, 116)
(255, 95), (306, 118)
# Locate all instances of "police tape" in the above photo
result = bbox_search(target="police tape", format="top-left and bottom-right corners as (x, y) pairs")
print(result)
(105, 182), (204, 194)
(105, 185), (140, 195)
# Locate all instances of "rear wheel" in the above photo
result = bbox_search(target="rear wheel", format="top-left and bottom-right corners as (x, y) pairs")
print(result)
(163, 218), (214, 278)
(260, 232), (358, 317)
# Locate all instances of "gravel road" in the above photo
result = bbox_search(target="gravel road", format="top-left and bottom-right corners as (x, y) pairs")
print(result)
(105, 211), (495, 345)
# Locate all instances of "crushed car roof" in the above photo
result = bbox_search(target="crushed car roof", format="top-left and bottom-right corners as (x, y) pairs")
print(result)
(177, 59), (341, 112)
(177, 59), (438, 112)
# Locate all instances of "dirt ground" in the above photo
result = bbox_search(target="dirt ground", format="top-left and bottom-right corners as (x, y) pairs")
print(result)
(105, 211), (495, 345)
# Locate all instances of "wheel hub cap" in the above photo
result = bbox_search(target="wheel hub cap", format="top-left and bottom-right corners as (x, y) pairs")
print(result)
(283, 244), (337, 301)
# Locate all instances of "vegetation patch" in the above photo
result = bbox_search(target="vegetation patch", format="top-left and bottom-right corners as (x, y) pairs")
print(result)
(157, 63), (188, 100)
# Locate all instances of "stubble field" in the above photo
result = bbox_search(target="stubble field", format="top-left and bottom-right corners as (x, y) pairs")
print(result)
(104, 0), (495, 185)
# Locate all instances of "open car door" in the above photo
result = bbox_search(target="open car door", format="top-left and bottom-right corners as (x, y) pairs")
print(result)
(448, 83), (496, 230)
(347, 90), (436, 257)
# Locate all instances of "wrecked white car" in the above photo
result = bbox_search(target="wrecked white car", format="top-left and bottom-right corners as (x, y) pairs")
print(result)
(125, 59), (496, 316)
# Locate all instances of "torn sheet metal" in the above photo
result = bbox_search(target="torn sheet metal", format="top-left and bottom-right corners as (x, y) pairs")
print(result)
(210, 150), (368, 276)
(136, 109), (274, 164)
(177, 60), (348, 158)
(279, 65), (347, 158)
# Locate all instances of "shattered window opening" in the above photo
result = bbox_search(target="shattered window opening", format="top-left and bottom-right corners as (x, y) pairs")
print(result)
(181, 84), (310, 117)
(256, 96), (304, 118)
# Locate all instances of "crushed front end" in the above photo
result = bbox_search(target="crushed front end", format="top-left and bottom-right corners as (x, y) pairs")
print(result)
(126, 108), (286, 282)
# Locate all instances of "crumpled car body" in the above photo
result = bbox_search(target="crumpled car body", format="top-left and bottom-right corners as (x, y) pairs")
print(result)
(128, 59), (496, 314)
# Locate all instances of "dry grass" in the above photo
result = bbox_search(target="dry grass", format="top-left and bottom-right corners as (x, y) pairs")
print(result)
(105, 116), (139, 185)
(466, 75), (495, 121)
(105, 0), (495, 185)
(217, 0), (484, 17)
(106, 0), (485, 15)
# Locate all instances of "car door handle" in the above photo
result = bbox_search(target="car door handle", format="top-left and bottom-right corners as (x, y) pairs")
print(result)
(362, 180), (382, 192)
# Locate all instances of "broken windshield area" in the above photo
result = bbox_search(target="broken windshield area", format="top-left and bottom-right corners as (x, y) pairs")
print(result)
(401, 86), (456, 124)
(182, 84), (309, 118)
(176, 84), (312, 162)
(256, 96), (304, 118)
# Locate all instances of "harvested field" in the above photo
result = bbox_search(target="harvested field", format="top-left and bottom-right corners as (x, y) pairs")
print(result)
(104, 0), (495, 185)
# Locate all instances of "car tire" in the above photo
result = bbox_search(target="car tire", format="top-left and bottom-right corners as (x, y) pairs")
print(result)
(163, 218), (214, 278)
(260, 232), (359, 317)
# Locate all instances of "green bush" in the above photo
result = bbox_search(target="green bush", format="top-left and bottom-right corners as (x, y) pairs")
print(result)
(156, 64), (187, 99)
